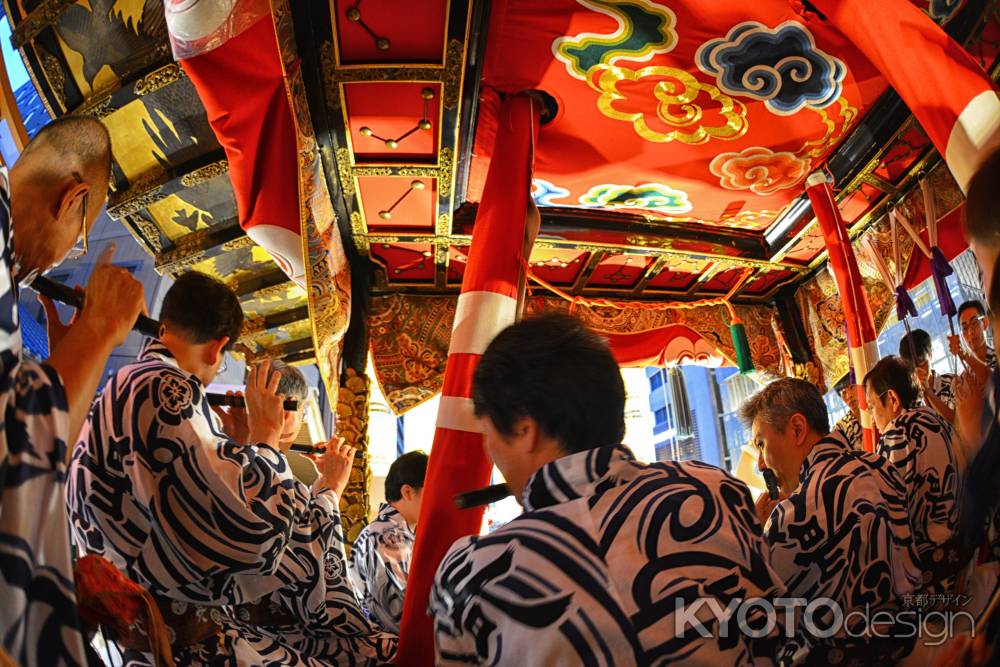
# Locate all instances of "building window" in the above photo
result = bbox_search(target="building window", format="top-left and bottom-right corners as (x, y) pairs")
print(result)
(649, 371), (663, 391)
(653, 407), (668, 425)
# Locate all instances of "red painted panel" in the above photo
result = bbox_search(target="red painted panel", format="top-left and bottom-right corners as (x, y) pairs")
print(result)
(345, 82), (441, 161)
(333, 0), (448, 64)
(359, 176), (437, 230)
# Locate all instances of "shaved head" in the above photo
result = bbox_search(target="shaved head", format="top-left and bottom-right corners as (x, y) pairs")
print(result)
(22, 115), (112, 190)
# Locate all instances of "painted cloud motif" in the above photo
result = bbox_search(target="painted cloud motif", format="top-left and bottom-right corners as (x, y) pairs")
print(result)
(710, 147), (810, 195)
(531, 179), (571, 206)
(579, 183), (692, 214)
(696, 21), (847, 116)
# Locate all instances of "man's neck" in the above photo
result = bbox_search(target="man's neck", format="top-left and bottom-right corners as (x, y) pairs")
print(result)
(160, 336), (207, 384)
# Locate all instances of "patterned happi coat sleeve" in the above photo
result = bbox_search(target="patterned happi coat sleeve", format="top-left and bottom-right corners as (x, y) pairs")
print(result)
(68, 359), (340, 608)
(0, 167), (88, 666)
(931, 373), (956, 410)
(877, 408), (959, 571)
(350, 506), (412, 633)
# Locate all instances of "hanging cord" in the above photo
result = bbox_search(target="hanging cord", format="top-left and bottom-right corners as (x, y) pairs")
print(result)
(526, 264), (753, 318)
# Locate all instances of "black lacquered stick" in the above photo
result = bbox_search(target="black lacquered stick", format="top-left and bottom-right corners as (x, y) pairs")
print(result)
(453, 483), (512, 509)
(30, 275), (161, 338)
(289, 443), (367, 459)
(206, 393), (298, 412)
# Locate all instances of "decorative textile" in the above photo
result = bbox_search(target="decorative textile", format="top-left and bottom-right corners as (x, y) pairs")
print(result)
(0, 167), (87, 667)
(67, 339), (394, 666)
(928, 371), (957, 410)
(832, 411), (863, 450)
(369, 294), (781, 415)
(765, 437), (920, 652)
(809, 0), (1000, 192)
(877, 406), (960, 594)
(350, 504), (414, 634)
(398, 94), (539, 665)
(165, 0), (351, 396)
(430, 445), (785, 665)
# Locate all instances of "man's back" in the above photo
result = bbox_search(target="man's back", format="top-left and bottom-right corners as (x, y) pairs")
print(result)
(878, 406), (959, 566)
(350, 503), (414, 633)
(430, 445), (782, 666)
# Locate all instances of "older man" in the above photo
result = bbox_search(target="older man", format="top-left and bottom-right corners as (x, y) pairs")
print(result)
(430, 314), (785, 666)
(865, 357), (961, 599)
(68, 272), (394, 666)
(742, 378), (920, 663)
(0, 116), (146, 667)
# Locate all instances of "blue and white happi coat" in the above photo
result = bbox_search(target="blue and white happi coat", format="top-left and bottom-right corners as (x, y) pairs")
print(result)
(67, 339), (395, 666)
(831, 411), (863, 450)
(430, 444), (786, 666)
(0, 167), (88, 667)
(765, 437), (920, 634)
(349, 503), (413, 633)
(877, 406), (960, 593)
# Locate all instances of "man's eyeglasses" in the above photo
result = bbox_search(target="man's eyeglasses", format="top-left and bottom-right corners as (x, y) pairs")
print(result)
(66, 172), (89, 260)
(961, 316), (986, 333)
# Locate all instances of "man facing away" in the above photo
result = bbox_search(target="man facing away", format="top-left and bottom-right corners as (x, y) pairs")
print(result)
(0, 115), (147, 667)
(430, 314), (785, 666)
(743, 378), (921, 664)
(864, 356), (961, 595)
(67, 272), (394, 666)
(350, 450), (427, 633)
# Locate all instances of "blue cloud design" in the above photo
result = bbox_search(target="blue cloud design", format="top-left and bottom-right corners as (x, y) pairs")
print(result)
(696, 21), (846, 115)
(531, 179), (571, 206)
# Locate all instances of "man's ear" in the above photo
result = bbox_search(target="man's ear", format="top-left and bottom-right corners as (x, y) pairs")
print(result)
(790, 413), (809, 446)
(510, 415), (541, 453)
(400, 484), (415, 502)
(204, 335), (230, 367)
(55, 178), (88, 223)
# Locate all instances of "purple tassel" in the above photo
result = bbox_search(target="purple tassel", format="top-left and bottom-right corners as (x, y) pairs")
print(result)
(930, 246), (957, 318)
(894, 285), (918, 321)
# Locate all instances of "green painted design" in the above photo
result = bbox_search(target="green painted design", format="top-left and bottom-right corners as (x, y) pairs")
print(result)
(580, 182), (692, 214)
(554, 0), (678, 80)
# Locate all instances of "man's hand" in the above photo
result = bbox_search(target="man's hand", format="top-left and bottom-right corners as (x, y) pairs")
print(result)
(314, 437), (357, 499)
(211, 390), (250, 445)
(754, 489), (783, 529)
(949, 334), (964, 357)
(76, 247), (147, 347)
(245, 361), (284, 449)
(38, 288), (80, 350)
(954, 370), (989, 465)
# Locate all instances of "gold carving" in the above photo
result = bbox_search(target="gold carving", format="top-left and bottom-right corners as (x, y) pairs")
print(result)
(181, 160), (229, 188)
(107, 184), (166, 219)
(395, 166), (440, 178)
(133, 64), (185, 96)
(125, 215), (164, 254)
(336, 147), (356, 196)
(337, 367), (372, 549)
(36, 45), (66, 111)
(437, 146), (454, 198)
(221, 236), (254, 252)
(435, 213), (451, 237)
(365, 234), (401, 244)
(11, 0), (77, 49)
(350, 211), (366, 236)
(78, 95), (114, 119)
(442, 39), (464, 110)
(352, 166), (394, 177)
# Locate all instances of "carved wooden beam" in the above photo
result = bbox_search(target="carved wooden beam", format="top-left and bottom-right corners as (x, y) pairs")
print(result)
(154, 222), (248, 274)
(107, 153), (229, 220)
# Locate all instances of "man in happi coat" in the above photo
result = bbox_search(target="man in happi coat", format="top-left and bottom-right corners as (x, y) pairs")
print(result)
(831, 374), (863, 450)
(430, 314), (786, 666)
(0, 116), (147, 667)
(350, 450), (426, 633)
(67, 272), (394, 666)
(745, 377), (922, 665)
(865, 356), (961, 596)
(900, 329), (957, 422)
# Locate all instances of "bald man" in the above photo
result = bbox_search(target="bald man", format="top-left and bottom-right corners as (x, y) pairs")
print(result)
(0, 116), (147, 667)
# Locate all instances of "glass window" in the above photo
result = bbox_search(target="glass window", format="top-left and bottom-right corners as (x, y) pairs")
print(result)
(649, 371), (663, 390)
(653, 407), (668, 425)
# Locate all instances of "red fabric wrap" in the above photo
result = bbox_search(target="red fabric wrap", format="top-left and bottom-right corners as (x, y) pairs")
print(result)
(396, 94), (540, 665)
(807, 176), (878, 451)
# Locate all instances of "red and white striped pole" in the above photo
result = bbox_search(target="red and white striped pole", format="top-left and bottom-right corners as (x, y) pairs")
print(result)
(805, 172), (879, 452)
(809, 0), (1000, 192)
(397, 93), (540, 665)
